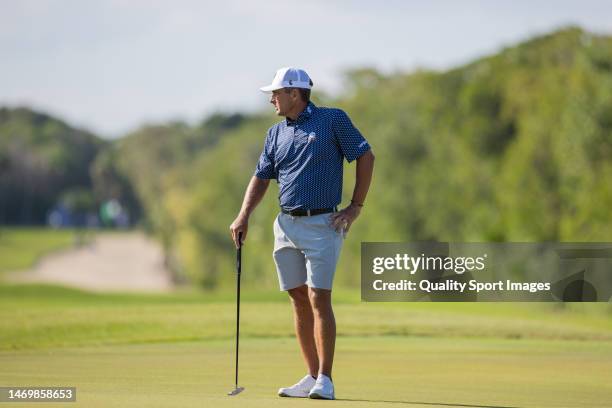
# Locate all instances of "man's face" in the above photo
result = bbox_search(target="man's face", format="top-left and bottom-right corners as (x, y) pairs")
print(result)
(270, 88), (297, 116)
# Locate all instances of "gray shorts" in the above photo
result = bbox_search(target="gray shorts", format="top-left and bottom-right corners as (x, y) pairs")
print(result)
(273, 212), (344, 291)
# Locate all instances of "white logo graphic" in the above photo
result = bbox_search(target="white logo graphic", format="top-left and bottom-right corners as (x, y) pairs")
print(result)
(308, 132), (317, 143)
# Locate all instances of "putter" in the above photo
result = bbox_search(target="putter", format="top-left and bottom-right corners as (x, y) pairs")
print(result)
(228, 232), (245, 396)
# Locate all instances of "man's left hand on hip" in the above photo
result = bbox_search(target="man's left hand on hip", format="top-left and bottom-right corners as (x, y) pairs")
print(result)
(329, 203), (362, 235)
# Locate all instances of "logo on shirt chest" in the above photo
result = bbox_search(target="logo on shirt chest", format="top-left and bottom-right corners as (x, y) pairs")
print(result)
(307, 132), (317, 143)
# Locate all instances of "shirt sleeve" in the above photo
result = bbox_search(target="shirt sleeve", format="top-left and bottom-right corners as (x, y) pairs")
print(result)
(332, 109), (371, 163)
(253, 130), (277, 179)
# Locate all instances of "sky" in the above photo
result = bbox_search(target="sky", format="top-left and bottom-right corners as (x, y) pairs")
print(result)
(1, 0), (611, 138)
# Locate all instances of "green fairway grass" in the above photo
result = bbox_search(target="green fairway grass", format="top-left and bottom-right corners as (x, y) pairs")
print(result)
(0, 228), (83, 273)
(1, 284), (612, 351)
(1, 283), (611, 407)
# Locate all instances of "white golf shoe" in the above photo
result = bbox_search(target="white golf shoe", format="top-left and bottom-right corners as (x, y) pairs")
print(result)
(308, 374), (335, 400)
(278, 374), (316, 398)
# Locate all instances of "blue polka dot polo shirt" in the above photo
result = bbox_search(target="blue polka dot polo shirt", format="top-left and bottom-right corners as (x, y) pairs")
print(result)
(254, 102), (371, 211)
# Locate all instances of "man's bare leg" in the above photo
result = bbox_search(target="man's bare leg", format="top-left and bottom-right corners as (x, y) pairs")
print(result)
(308, 287), (335, 378)
(287, 284), (319, 376)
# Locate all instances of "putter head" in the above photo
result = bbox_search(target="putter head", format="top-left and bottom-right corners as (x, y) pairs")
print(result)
(227, 387), (244, 396)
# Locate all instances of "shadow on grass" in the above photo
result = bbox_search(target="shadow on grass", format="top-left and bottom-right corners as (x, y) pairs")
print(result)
(336, 398), (521, 408)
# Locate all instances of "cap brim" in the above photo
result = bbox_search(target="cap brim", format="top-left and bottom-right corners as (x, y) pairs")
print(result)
(259, 84), (282, 93)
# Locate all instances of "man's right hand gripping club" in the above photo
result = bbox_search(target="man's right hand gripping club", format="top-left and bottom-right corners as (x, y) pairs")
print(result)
(229, 214), (248, 249)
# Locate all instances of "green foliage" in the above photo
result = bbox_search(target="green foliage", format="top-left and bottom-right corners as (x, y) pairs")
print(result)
(90, 145), (142, 221)
(109, 26), (612, 289)
(59, 187), (96, 213)
(0, 108), (105, 224)
(2, 27), (612, 289)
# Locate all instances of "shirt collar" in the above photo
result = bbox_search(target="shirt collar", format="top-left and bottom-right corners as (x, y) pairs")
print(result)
(286, 102), (316, 125)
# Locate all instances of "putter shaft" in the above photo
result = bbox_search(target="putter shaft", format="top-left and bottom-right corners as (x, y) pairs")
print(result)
(228, 232), (243, 396)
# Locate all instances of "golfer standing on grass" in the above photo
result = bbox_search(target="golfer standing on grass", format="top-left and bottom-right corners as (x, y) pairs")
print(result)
(230, 67), (374, 400)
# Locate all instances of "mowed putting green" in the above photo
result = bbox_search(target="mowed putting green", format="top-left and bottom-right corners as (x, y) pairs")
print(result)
(1, 337), (611, 407)
(1, 284), (612, 407)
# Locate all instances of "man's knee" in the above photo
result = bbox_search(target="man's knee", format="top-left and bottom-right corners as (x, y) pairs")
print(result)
(288, 285), (310, 309)
(308, 287), (332, 312)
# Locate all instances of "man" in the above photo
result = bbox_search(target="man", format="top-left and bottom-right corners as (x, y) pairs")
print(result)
(229, 67), (374, 400)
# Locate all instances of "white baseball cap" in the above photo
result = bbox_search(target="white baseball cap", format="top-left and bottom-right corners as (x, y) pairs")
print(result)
(260, 67), (312, 92)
